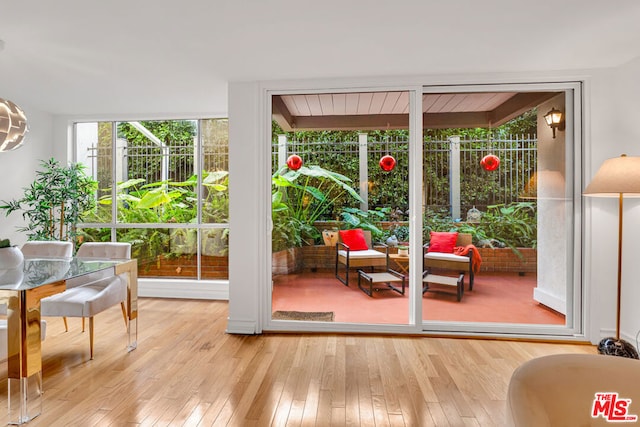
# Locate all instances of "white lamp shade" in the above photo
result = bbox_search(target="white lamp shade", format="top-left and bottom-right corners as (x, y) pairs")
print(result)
(584, 155), (640, 197)
(0, 98), (29, 152)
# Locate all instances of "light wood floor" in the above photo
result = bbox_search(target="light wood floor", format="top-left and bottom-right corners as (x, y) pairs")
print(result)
(0, 298), (596, 426)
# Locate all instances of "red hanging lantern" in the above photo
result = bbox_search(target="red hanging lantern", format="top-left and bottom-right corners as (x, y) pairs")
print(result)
(480, 154), (500, 171)
(286, 154), (303, 171)
(379, 155), (396, 172)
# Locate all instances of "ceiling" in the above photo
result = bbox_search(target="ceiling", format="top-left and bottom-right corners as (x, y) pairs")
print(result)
(273, 91), (559, 130)
(1, 1), (640, 116)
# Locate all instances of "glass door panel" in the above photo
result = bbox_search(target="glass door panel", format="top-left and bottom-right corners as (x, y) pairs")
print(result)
(421, 86), (579, 334)
(270, 90), (412, 324)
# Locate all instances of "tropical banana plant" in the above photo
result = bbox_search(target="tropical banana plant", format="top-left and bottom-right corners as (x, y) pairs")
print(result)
(272, 164), (364, 244)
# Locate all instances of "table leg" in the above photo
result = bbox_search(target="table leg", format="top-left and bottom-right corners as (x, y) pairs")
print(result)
(116, 260), (138, 352)
(1, 290), (43, 424)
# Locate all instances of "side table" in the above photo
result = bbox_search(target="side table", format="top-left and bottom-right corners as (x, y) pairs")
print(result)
(389, 254), (410, 275)
(422, 273), (465, 301)
(357, 269), (405, 297)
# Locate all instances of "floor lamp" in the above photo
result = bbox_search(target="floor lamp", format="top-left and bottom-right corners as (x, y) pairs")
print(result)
(584, 154), (640, 358)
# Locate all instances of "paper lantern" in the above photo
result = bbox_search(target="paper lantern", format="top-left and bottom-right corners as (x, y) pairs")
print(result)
(0, 98), (29, 152)
(286, 154), (303, 171)
(480, 154), (500, 171)
(379, 155), (396, 172)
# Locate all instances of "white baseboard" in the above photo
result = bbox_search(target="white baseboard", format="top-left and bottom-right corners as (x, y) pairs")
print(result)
(138, 278), (229, 300)
(533, 287), (566, 315)
(225, 318), (258, 334)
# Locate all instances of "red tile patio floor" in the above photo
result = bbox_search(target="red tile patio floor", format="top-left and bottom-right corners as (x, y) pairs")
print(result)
(272, 271), (565, 325)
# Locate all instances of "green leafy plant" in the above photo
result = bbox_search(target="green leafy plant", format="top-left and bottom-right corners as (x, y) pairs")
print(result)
(1, 158), (97, 242)
(339, 207), (386, 243)
(422, 202), (537, 255)
(272, 164), (364, 246)
(82, 170), (229, 259)
(0, 239), (11, 248)
(478, 202), (537, 250)
(423, 208), (458, 242)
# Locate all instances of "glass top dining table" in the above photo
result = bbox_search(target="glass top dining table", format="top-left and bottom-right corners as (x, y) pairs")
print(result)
(0, 256), (138, 425)
(0, 257), (120, 291)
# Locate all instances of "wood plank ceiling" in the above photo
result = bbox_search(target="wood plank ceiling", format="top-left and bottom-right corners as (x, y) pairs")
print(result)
(273, 91), (560, 131)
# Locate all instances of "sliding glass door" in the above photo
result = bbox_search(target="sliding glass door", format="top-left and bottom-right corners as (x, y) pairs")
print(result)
(262, 81), (583, 338)
(269, 90), (414, 325)
(421, 83), (582, 336)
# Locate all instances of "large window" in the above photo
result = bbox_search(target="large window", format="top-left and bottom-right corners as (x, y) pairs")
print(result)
(76, 118), (229, 280)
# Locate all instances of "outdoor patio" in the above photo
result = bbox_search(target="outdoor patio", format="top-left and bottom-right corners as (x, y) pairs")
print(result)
(272, 271), (564, 325)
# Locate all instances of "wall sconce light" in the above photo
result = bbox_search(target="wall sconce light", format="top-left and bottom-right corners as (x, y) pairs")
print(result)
(544, 107), (564, 139)
(0, 98), (29, 152)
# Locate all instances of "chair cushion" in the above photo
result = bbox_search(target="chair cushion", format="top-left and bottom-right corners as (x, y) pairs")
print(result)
(339, 229), (368, 251)
(338, 249), (385, 259)
(41, 276), (127, 318)
(424, 252), (469, 263)
(427, 231), (458, 253)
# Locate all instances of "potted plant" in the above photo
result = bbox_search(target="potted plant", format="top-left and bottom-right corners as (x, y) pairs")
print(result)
(397, 245), (409, 257)
(0, 158), (97, 244)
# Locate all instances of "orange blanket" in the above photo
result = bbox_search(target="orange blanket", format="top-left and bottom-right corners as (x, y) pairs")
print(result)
(454, 244), (482, 275)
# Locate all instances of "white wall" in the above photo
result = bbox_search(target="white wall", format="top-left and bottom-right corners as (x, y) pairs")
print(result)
(0, 101), (54, 246)
(227, 81), (264, 333)
(534, 94), (568, 314)
(587, 57), (640, 344)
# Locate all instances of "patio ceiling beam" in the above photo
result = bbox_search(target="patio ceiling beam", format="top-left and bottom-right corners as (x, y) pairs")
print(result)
(488, 92), (560, 127)
(291, 114), (410, 131)
(272, 96), (296, 131)
(278, 112), (494, 130)
(423, 112), (490, 129)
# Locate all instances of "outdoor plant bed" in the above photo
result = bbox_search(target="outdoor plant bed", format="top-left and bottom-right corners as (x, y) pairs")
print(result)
(271, 245), (537, 274)
(272, 247), (303, 275)
(138, 254), (229, 279)
(476, 247), (537, 273)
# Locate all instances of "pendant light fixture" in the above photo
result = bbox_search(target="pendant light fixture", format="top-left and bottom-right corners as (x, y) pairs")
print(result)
(379, 124), (396, 172)
(480, 125), (500, 171)
(0, 98), (29, 152)
(287, 154), (303, 170)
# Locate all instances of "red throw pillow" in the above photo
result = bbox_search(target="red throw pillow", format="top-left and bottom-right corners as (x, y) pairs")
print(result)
(428, 231), (458, 253)
(339, 229), (369, 251)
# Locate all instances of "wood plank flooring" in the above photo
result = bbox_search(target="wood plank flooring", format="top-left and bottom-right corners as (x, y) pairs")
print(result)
(0, 299), (596, 426)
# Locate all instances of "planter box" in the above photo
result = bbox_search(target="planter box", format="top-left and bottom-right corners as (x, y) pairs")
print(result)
(273, 246), (335, 274)
(476, 247), (537, 273)
(271, 245), (538, 275)
(139, 255), (229, 279)
(272, 247), (302, 275)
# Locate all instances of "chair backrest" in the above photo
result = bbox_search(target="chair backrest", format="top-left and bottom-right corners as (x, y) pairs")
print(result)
(76, 242), (131, 260)
(338, 229), (373, 249)
(21, 241), (73, 258)
(456, 233), (472, 246)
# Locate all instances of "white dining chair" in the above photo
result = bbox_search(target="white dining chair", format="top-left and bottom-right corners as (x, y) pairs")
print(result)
(20, 241), (73, 259)
(40, 242), (131, 359)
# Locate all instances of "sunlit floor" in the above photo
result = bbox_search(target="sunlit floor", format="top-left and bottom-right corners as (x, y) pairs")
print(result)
(272, 270), (565, 325)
